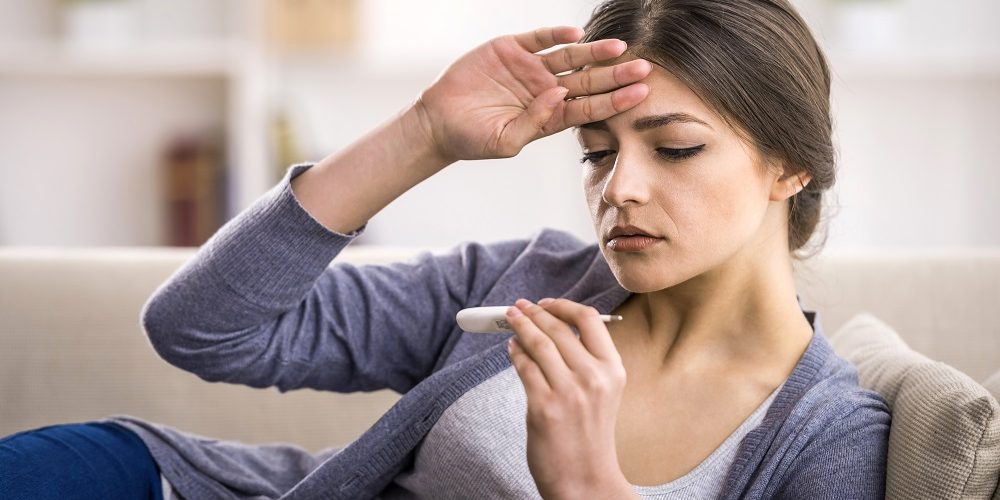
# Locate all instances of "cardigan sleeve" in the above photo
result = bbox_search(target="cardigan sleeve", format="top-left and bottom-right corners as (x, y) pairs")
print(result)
(773, 393), (891, 499)
(140, 162), (531, 395)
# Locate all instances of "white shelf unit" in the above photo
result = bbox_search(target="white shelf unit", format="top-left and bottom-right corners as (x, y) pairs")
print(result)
(0, 40), (238, 77)
(0, 0), (270, 246)
(1, 0), (997, 248)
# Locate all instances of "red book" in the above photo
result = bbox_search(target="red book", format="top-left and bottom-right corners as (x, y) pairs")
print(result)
(163, 132), (224, 247)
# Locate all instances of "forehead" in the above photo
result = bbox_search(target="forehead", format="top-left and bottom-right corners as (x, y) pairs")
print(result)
(578, 53), (720, 133)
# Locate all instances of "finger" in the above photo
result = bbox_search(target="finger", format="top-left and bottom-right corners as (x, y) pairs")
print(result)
(515, 298), (595, 372)
(557, 59), (652, 99)
(538, 298), (621, 362)
(506, 305), (575, 390)
(562, 82), (650, 128)
(499, 86), (569, 151)
(540, 39), (626, 75)
(513, 26), (584, 54)
(508, 337), (552, 396)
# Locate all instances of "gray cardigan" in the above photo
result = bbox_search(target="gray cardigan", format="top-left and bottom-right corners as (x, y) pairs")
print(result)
(101, 163), (890, 499)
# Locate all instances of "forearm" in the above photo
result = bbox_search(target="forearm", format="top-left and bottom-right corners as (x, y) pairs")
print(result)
(291, 98), (453, 234)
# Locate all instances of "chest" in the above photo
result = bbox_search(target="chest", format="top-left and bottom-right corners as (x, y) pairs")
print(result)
(604, 306), (787, 486)
(613, 380), (766, 486)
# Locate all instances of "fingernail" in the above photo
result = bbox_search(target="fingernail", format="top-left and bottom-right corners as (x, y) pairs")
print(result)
(552, 87), (569, 103)
(506, 306), (522, 317)
(538, 297), (554, 306)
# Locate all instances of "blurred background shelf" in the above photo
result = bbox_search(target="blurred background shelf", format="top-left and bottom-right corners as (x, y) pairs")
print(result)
(0, 40), (243, 77)
(829, 51), (1000, 81)
(0, 0), (998, 248)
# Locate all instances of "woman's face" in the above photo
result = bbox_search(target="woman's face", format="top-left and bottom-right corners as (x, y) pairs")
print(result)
(576, 58), (784, 293)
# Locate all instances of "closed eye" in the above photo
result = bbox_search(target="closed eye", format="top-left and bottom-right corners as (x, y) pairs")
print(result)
(657, 145), (705, 161)
(579, 145), (705, 165)
(579, 150), (615, 165)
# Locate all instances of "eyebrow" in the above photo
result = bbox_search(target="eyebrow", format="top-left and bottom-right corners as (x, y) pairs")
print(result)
(577, 112), (713, 132)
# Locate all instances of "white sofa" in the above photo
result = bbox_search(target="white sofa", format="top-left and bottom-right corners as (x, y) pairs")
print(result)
(1, 245), (998, 497)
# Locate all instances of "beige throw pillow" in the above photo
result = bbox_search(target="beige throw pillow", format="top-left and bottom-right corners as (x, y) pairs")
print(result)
(988, 371), (1000, 500)
(830, 313), (1000, 499)
(984, 371), (1000, 404)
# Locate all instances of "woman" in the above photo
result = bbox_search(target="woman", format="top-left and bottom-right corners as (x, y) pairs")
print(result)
(0, 0), (890, 498)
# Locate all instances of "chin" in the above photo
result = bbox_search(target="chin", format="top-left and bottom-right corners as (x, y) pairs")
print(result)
(603, 247), (702, 293)
(606, 261), (680, 293)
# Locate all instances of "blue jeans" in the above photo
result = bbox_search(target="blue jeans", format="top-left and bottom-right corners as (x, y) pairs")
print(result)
(0, 421), (164, 500)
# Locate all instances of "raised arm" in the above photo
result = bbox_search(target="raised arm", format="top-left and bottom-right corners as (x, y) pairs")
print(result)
(140, 25), (651, 394)
(291, 25), (651, 235)
(140, 174), (534, 394)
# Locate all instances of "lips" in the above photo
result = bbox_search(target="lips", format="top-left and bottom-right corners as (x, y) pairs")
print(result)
(606, 224), (659, 242)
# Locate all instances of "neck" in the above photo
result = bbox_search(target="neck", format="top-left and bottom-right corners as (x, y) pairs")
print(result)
(622, 225), (813, 377)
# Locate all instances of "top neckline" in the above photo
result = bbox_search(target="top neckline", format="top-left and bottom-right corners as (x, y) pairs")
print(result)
(628, 378), (786, 492)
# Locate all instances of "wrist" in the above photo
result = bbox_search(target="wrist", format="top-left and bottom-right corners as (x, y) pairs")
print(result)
(404, 95), (453, 169)
(545, 467), (638, 500)
(585, 471), (638, 500)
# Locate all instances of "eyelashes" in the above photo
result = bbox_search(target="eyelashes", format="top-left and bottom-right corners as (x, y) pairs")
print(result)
(656, 144), (705, 161)
(579, 145), (706, 166)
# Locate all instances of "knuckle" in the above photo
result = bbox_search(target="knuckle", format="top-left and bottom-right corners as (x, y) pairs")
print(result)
(558, 325), (577, 339)
(610, 90), (625, 113)
(499, 143), (521, 158)
(539, 405), (562, 424)
(612, 63), (625, 85)
(610, 364), (627, 385)
(581, 372), (609, 394)
(582, 98), (594, 121)
(581, 68), (593, 94)
(562, 47), (575, 70)
(575, 306), (600, 321)
(527, 336), (551, 354)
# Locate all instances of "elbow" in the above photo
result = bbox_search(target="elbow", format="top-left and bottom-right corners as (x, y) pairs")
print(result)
(137, 288), (270, 385)
(139, 296), (224, 381)
(139, 291), (186, 366)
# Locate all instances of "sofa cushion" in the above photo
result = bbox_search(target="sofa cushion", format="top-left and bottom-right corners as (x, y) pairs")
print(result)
(830, 313), (1000, 499)
(985, 371), (1000, 404)
(984, 372), (1000, 500)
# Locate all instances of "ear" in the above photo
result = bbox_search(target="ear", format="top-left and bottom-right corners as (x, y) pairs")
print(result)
(769, 164), (812, 203)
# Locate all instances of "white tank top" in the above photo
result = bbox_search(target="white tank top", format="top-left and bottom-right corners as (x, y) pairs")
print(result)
(380, 364), (784, 499)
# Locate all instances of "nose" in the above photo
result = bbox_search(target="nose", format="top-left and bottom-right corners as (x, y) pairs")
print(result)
(601, 150), (651, 207)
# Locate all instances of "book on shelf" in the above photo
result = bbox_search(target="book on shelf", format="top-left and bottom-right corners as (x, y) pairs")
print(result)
(265, 0), (357, 53)
(162, 131), (226, 247)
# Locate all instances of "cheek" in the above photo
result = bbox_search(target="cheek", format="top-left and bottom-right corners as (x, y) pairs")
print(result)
(666, 162), (760, 243)
(582, 171), (603, 214)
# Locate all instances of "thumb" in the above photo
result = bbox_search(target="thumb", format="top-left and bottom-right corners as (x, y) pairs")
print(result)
(500, 86), (569, 154)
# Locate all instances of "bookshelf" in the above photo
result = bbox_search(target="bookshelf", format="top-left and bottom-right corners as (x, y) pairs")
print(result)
(0, 0), (996, 247)
(0, 0), (270, 246)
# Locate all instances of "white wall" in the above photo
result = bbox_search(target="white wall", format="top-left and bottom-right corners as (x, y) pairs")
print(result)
(281, 0), (1000, 248)
(0, 76), (225, 246)
(0, 0), (997, 249)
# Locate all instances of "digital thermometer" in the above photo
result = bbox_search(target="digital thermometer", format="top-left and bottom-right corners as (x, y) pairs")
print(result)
(456, 305), (623, 333)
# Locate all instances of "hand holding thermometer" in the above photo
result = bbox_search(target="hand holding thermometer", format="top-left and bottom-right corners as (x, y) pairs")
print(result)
(456, 305), (624, 333)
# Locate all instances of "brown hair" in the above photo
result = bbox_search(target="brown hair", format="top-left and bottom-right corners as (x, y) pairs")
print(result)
(581, 0), (837, 259)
